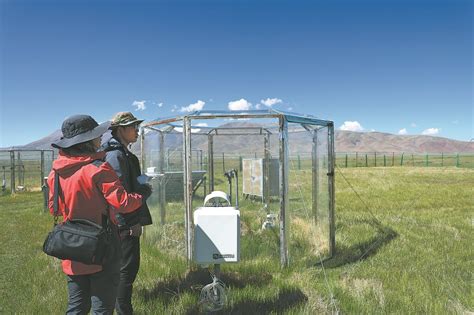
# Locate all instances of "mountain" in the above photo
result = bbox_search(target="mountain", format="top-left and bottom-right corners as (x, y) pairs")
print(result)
(6, 124), (473, 154)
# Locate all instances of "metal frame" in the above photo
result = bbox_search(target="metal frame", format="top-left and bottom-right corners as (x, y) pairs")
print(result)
(141, 109), (335, 267)
(0, 149), (55, 194)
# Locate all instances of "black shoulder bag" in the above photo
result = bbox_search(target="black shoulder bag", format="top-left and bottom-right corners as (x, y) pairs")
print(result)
(42, 170), (115, 265)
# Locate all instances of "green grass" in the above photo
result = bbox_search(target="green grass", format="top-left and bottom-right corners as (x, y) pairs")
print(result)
(1, 167), (473, 314)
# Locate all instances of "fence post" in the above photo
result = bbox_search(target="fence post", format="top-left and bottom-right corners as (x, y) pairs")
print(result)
(456, 154), (460, 167)
(2, 166), (6, 192)
(425, 154), (428, 167)
(10, 151), (15, 194)
(365, 154), (368, 167)
(392, 152), (395, 166)
(222, 152), (225, 173)
(18, 151), (23, 187)
(412, 154), (415, 166)
(384, 154), (386, 167)
(40, 150), (45, 187)
(239, 156), (243, 171)
(400, 153), (404, 166)
(298, 154), (301, 170)
(441, 153), (444, 167)
(374, 152), (377, 167)
(355, 152), (358, 167)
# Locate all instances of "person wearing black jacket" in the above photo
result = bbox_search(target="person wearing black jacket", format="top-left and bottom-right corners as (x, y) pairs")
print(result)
(101, 112), (153, 315)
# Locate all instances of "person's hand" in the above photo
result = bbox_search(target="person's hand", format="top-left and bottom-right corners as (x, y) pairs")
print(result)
(129, 223), (142, 237)
(136, 184), (152, 200)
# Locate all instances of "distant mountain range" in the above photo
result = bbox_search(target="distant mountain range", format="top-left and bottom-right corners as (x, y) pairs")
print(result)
(4, 123), (473, 154)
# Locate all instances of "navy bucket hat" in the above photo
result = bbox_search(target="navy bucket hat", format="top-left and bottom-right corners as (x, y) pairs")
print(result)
(52, 115), (111, 149)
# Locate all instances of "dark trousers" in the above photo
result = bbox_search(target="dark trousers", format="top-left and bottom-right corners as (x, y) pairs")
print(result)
(65, 261), (120, 315)
(115, 235), (140, 315)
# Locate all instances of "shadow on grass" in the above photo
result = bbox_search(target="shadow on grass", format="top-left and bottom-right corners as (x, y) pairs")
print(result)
(315, 224), (398, 269)
(185, 287), (308, 315)
(138, 268), (273, 305)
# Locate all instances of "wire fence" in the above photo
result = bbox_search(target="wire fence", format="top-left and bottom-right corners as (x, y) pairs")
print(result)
(0, 150), (55, 194)
(2, 149), (472, 195)
(203, 152), (474, 172)
(154, 151), (474, 178)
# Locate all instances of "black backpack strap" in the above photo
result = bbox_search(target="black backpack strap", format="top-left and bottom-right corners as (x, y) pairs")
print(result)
(53, 171), (60, 226)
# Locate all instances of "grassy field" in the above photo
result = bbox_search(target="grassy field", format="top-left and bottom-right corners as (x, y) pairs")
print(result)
(0, 167), (472, 314)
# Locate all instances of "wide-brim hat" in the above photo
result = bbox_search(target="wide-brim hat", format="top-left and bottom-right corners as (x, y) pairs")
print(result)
(52, 115), (111, 149)
(109, 111), (144, 129)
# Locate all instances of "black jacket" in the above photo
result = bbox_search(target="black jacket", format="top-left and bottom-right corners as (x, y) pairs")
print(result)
(101, 137), (153, 227)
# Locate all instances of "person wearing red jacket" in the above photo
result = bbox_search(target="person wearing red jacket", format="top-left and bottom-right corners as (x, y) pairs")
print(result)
(48, 114), (149, 314)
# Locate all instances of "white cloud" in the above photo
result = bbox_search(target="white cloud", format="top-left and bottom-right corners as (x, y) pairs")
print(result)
(410, 123), (417, 127)
(288, 107), (293, 111)
(260, 98), (282, 107)
(157, 102), (163, 108)
(422, 128), (440, 135)
(339, 121), (364, 132)
(370, 129), (376, 132)
(228, 98), (252, 110)
(180, 100), (205, 112)
(398, 128), (407, 135)
(171, 105), (178, 113)
(132, 100), (146, 111)
(195, 123), (208, 127)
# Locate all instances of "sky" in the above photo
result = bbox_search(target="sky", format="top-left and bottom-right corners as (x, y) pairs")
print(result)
(0, 0), (472, 147)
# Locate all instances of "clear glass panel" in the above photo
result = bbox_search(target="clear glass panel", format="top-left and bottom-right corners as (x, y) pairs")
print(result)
(141, 115), (333, 267)
(142, 124), (187, 260)
(287, 123), (331, 266)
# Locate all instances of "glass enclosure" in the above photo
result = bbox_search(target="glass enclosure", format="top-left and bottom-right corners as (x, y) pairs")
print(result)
(140, 110), (335, 267)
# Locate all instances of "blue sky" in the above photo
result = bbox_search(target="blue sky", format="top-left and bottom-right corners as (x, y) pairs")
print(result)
(1, 0), (472, 147)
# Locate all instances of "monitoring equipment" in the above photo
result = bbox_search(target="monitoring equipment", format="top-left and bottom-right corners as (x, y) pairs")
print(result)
(193, 168), (241, 311)
(194, 191), (240, 264)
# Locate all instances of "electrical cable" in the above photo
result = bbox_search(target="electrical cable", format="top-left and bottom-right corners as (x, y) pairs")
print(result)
(199, 270), (227, 312)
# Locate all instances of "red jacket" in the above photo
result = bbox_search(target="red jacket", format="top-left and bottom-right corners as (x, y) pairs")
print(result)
(48, 150), (143, 275)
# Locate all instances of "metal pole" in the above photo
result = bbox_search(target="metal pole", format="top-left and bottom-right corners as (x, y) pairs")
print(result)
(140, 128), (145, 173)
(159, 132), (166, 224)
(200, 150), (203, 170)
(17, 151), (22, 187)
(328, 123), (336, 257)
(183, 117), (194, 264)
(40, 150), (45, 187)
(139, 129), (146, 238)
(222, 152), (225, 174)
(10, 151), (15, 194)
(278, 116), (289, 267)
(208, 135), (214, 192)
(312, 130), (318, 224)
(264, 133), (270, 205)
(235, 170), (239, 209)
